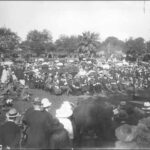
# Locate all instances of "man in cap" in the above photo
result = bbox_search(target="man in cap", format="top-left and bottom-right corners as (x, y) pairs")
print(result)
(22, 97), (42, 121)
(0, 108), (21, 149)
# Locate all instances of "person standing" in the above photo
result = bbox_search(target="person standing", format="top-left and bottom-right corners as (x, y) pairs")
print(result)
(41, 98), (72, 149)
(0, 108), (21, 149)
(22, 98), (57, 149)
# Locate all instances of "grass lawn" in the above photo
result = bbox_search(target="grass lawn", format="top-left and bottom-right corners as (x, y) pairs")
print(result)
(12, 87), (150, 117)
(13, 89), (91, 116)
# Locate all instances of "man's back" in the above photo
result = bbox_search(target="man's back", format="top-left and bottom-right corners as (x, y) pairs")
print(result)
(22, 109), (54, 149)
(0, 121), (21, 148)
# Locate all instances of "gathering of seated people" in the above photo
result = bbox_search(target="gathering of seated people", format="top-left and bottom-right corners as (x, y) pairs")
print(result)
(0, 55), (150, 98)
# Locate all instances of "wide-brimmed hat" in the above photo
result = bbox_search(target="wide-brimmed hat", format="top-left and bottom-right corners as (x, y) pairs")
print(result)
(6, 108), (20, 119)
(56, 101), (73, 118)
(115, 124), (137, 142)
(144, 102), (150, 107)
(41, 98), (52, 108)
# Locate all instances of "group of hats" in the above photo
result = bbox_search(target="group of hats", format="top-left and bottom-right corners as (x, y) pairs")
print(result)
(6, 98), (52, 119)
(6, 98), (74, 119)
(33, 97), (52, 108)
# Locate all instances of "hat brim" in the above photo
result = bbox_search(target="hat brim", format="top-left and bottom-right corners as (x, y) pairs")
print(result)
(6, 112), (20, 118)
(43, 103), (52, 108)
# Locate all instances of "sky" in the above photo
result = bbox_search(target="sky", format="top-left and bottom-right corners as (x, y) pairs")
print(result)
(0, 1), (150, 42)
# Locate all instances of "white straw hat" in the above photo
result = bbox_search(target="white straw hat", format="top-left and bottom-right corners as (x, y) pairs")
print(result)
(41, 98), (52, 108)
(6, 108), (20, 119)
(56, 101), (73, 118)
(144, 102), (150, 107)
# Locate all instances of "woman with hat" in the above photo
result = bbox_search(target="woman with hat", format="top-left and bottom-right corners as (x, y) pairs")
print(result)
(56, 101), (74, 140)
(0, 108), (21, 149)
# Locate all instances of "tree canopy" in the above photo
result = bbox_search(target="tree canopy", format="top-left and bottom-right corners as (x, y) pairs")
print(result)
(0, 27), (20, 53)
(0, 27), (149, 61)
(78, 31), (100, 58)
(55, 35), (79, 53)
(100, 36), (125, 59)
(23, 29), (53, 56)
(125, 37), (146, 61)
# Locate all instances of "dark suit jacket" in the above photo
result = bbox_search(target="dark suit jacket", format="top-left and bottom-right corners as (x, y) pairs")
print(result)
(22, 109), (56, 149)
(0, 121), (21, 148)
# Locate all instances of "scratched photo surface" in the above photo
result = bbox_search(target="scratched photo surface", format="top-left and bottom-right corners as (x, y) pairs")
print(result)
(0, 1), (150, 149)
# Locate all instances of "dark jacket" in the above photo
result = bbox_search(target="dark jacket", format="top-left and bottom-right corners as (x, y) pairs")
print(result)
(22, 108), (57, 149)
(0, 121), (21, 148)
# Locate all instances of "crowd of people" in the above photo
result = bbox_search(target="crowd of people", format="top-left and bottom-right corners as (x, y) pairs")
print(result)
(0, 97), (74, 149)
(1, 54), (150, 149)
(0, 55), (150, 97)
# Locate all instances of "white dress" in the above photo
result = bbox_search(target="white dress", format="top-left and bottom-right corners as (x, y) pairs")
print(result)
(56, 106), (74, 139)
(1, 69), (9, 83)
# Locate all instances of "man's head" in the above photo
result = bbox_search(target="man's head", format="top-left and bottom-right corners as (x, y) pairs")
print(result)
(33, 97), (42, 110)
(41, 98), (52, 112)
(6, 108), (20, 122)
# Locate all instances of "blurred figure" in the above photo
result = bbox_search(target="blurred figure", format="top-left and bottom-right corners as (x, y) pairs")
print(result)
(0, 108), (21, 149)
(1, 65), (9, 84)
(56, 101), (74, 140)
(115, 124), (139, 149)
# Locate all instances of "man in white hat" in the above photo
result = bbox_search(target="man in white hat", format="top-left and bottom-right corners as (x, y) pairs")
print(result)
(41, 98), (52, 112)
